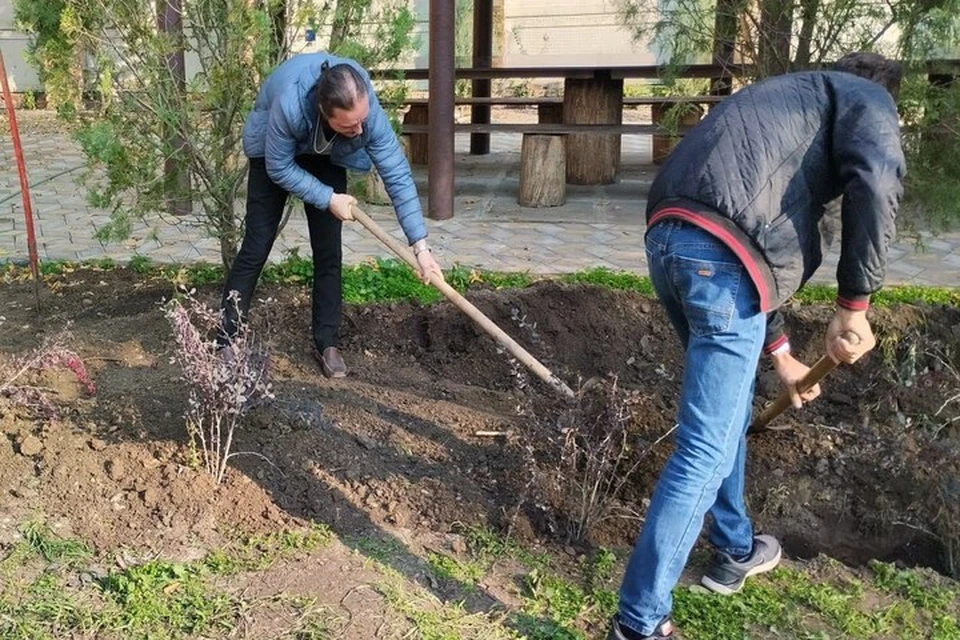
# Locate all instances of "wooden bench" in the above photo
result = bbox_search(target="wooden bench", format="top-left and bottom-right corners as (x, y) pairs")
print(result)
(402, 122), (696, 207)
(401, 95), (720, 166)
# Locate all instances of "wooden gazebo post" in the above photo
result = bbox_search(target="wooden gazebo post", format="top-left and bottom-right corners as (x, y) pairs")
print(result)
(470, 0), (494, 155)
(427, 0), (455, 220)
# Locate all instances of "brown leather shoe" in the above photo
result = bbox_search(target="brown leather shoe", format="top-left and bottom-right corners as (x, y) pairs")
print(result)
(316, 346), (347, 378)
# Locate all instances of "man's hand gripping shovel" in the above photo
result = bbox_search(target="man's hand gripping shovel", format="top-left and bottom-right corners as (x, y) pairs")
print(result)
(749, 331), (861, 433)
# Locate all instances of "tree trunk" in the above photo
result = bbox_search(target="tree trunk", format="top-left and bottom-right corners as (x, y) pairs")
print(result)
(563, 76), (623, 185)
(157, 0), (192, 217)
(794, 0), (820, 66)
(758, 0), (793, 76)
(710, 0), (742, 95)
(219, 205), (239, 269)
(519, 135), (565, 207)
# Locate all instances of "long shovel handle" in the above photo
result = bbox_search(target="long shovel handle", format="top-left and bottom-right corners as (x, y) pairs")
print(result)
(350, 205), (576, 400)
(751, 331), (860, 432)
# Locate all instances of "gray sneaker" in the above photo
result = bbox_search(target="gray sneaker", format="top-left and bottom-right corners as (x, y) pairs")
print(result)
(700, 534), (782, 595)
(607, 616), (677, 639)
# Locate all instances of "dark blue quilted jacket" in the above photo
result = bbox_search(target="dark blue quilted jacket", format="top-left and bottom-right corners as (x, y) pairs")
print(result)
(646, 70), (905, 350)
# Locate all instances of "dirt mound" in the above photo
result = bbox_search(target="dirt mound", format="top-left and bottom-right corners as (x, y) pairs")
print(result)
(1, 270), (958, 576)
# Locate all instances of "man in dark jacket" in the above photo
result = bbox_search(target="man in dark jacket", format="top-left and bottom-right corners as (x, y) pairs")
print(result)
(608, 52), (905, 639)
(221, 53), (443, 377)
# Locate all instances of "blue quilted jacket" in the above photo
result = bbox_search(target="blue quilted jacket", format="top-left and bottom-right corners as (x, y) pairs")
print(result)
(242, 53), (426, 244)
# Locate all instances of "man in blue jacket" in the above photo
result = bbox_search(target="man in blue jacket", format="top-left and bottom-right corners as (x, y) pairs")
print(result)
(222, 53), (443, 377)
(608, 52), (906, 639)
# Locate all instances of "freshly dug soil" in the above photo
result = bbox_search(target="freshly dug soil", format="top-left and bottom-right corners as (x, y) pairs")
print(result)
(1, 269), (958, 577)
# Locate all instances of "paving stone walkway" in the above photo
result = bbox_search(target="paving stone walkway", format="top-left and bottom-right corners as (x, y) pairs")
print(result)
(3, 112), (959, 287)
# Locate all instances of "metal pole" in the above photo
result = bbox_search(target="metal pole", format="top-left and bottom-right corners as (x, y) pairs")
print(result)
(470, 0), (493, 155)
(428, 0), (455, 220)
(0, 50), (42, 309)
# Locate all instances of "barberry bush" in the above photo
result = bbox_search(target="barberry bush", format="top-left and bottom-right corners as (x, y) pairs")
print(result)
(0, 332), (96, 419)
(165, 290), (273, 484)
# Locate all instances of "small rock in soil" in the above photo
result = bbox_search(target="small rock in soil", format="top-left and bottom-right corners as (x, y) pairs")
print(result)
(18, 435), (44, 456)
(356, 434), (377, 450)
(105, 459), (125, 481)
(89, 438), (107, 451)
(141, 489), (158, 507)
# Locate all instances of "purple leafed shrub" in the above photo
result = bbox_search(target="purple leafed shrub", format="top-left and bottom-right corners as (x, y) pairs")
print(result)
(165, 290), (273, 484)
(0, 333), (96, 419)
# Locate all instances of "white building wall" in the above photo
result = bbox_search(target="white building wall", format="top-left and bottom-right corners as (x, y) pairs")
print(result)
(1, 0), (654, 93)
(502, 0), (654, 66)
(0, 0), (39, 91)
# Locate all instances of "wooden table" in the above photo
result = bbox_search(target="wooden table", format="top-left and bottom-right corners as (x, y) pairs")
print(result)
(375, 64), (739, 185)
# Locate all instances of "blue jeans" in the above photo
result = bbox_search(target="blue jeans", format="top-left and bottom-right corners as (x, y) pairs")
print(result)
(617, 219), (766, 635)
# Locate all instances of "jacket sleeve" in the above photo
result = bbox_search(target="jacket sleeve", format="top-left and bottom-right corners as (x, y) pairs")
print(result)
(763, 309), (789, 355)
(363, 89), (428, 245)
(264, 96), (334, 210)
(832, 97), (905, 310)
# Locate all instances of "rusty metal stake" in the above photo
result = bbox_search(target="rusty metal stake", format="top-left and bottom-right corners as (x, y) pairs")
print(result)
(0, 50), (42, 311)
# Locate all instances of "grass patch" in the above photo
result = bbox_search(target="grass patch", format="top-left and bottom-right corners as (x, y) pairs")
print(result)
(20, 521), (92, 567)
(0, 524), (339, 640)
(377, 569), (519, 640)
(427, 551), (487, 588)
(98, 560), (238, 637)
(870, 560), (959, 612)
(793, 283), (960, 306)
(346, 534), (409, 565)
(462, 525), (550, 571)
(204, 523), (333, 576)
(0, 570), (100, 639)
(560, 267), (655, 294)
(4, 255), (959, 309)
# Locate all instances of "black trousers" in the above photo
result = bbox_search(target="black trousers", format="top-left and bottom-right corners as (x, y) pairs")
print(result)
(222, 155), (347, 350)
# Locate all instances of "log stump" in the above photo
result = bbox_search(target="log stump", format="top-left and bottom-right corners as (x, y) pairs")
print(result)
(519, 134), (566, 208)
(563, 77), (623, 185)
(403, 104), (429, 165)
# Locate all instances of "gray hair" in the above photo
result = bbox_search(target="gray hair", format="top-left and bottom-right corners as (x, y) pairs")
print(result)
(832, 52), (903, 99)
(317, 63), (369, 117)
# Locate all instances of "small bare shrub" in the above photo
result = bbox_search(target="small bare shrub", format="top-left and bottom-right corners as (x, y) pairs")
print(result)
(554, 377), (676, 542)
(0, 332), (96, 419)
(165, 290), (273, 484)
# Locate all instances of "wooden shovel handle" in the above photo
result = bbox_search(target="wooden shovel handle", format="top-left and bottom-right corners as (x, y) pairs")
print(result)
(349, 205), (576, 400)
(751, 331), (861, 431)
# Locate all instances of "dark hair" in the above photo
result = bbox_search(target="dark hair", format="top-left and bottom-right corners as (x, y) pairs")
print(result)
(317, 63), (368, 117)
(832, 52), (903, 98)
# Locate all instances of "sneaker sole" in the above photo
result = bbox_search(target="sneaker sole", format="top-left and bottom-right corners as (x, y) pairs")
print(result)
(700, 546), (782, 595)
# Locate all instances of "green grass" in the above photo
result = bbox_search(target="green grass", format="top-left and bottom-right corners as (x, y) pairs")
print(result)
(97, 560), (238, 637)
(0, 523), (336, 640)
(427, 551), (487, 588)
(560, 267), (655, 294)
(376, 569), (520, 640)
(203, 523), (333, 575)
(6, 254), (957, 309)
(20, 521), (92, 566)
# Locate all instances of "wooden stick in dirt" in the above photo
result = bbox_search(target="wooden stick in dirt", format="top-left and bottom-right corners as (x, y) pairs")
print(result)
(751, 331), (861, 432)
(350, 204), (576, 401)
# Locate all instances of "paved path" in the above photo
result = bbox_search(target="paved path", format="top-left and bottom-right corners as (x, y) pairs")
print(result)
(2, 112), (959, 287)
